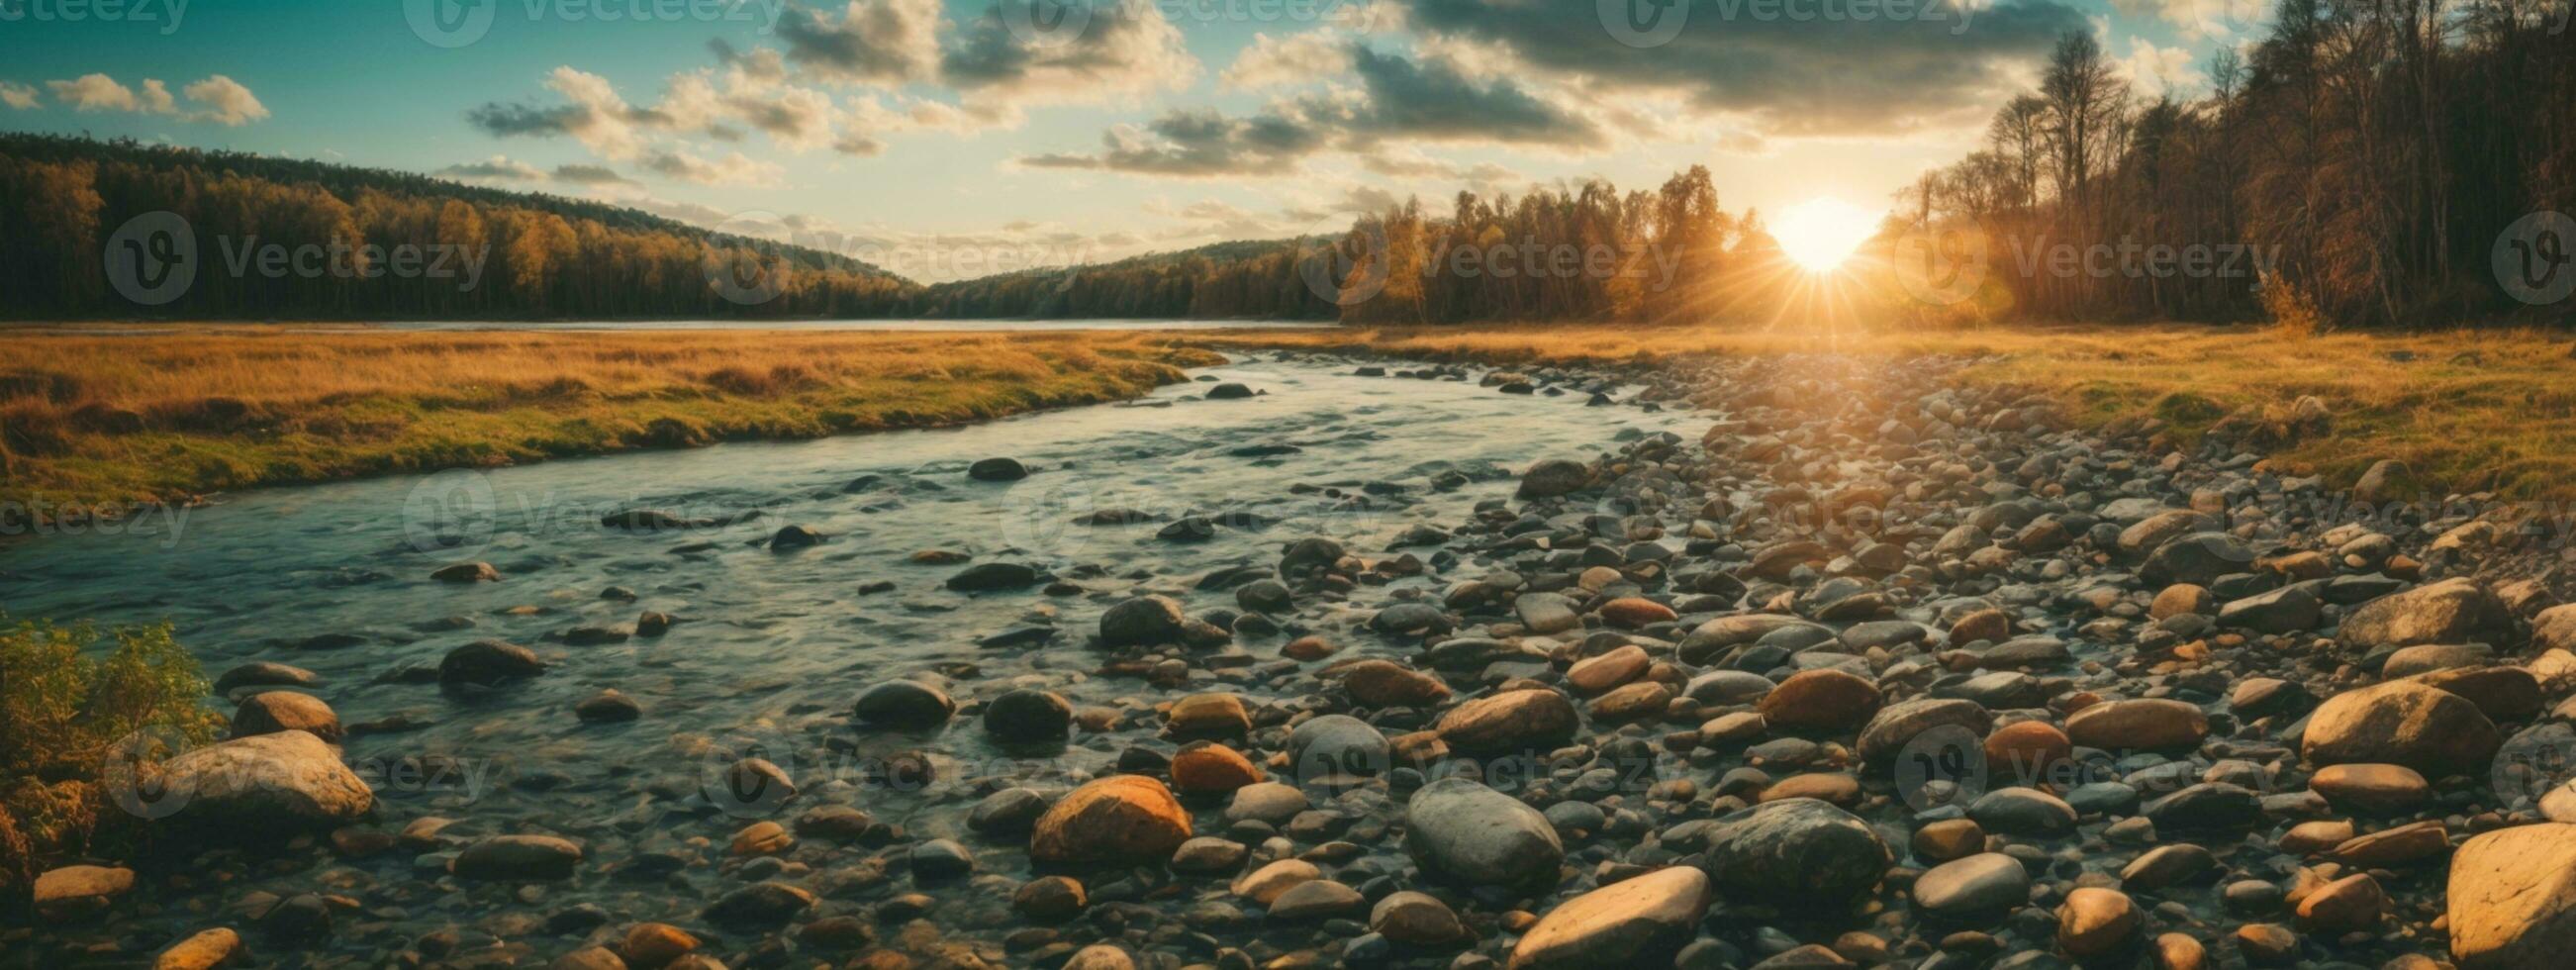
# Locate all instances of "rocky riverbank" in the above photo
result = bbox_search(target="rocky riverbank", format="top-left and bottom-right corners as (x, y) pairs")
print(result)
(15, 349), (2576, 970)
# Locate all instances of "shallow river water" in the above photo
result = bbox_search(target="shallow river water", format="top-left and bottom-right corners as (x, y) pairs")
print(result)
(2, 353), (1706, 961)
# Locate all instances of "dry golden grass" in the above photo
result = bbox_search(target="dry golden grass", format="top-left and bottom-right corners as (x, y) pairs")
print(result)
(1207, 322), (2576, 500)
(0, 327), (1223, 516)
(7, 321), (2571, 517)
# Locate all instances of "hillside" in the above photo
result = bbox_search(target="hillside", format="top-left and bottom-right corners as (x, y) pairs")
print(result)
(0, 133), (909, 321)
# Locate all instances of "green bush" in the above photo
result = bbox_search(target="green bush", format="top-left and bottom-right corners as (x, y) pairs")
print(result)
(0, 618), (220, 890)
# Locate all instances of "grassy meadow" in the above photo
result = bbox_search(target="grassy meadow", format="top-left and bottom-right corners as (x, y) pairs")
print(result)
(0, 328), (1223, 518)
(1213, 323), (2576, 501)
(4, 322), (2573, 521)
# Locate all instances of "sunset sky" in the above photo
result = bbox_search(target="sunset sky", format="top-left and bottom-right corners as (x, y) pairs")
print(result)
(0, 0), (2261, 279)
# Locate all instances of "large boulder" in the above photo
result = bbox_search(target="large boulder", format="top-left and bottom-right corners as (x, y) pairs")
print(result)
(852, 680), (955, 728)
(2065, 699), (2209, 751)
(2449, 823), (2576, 969)
(1403, 779), (1565, 888)
(437, 639), (545, 687)
(1516, 459), (1590, 499)
(151, 730), (373, 839)
(1030, 776), (1192, 864)
(1857, 698), (1993, 764)
(1912, 853), (2029, 921)
(1098, 595), (1188, 647)
(2140, 533), (2255, 587)
(982, 689), (1073, 743)
(1436, 689), (1579, 757)
(1699, 798), (1890, 908)
(2337, 578), (2512, 655)
(1287, 714), (1391, 782)
(2303, 680), (2502, 776)
(2534, 604), (2576, 653)
(1506, 866), (1710, 969)
(452, 834), (583, 880)
(32, 865), (134, 918)
(1757, 669), (1883, 731)
(230, 691), (342, 742)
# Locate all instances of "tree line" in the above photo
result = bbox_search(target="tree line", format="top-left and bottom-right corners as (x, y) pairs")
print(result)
(0, 134), (911, 321)
(1, 134), (1807, 325)
(1904, 0), (2576, 328)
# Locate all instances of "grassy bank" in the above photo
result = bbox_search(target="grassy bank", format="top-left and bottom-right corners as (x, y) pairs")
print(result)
(0, 328), (1224, 518)
(1209, 323), (2576, 501)
(8, 323), (2571, 517)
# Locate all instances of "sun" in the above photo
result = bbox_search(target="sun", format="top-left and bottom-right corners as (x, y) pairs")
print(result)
(1774, 196), (1883, 272)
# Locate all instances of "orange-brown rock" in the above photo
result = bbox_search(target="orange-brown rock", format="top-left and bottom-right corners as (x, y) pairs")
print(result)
(1171, 741), (1263, 794)
(1599, 598), (1677, 629)
(1757, 669), (1882, 730)
(1030, 776), (1192, 864)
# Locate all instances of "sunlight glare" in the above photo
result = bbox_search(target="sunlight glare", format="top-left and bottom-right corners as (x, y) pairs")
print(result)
(1775, 196), (1882, 273)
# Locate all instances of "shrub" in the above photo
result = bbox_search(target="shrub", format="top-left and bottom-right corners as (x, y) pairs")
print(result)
(0, 619), (220, 890)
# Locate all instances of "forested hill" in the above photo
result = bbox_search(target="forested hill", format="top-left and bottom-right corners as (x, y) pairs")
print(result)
(0, 134), (909, 321)
(906, 240), (1339, 320)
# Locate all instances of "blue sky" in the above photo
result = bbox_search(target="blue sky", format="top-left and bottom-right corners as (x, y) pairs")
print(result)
(0, 0), (2253, 279)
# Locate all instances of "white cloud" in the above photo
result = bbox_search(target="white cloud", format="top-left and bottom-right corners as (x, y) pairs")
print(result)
(1222, 31), (1355, 90)
(0, 82), (35, 110)
(42, 72), (270, 124)
(548, 67), (648, 159)
(183, 75), (268, 126)
(2118, 38), (2204, 96)
(2110, 0), (2268, 40)
(49, 73), (143, 112)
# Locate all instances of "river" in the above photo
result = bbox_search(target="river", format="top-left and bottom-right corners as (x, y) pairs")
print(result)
(1, 351), (1704, 961)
